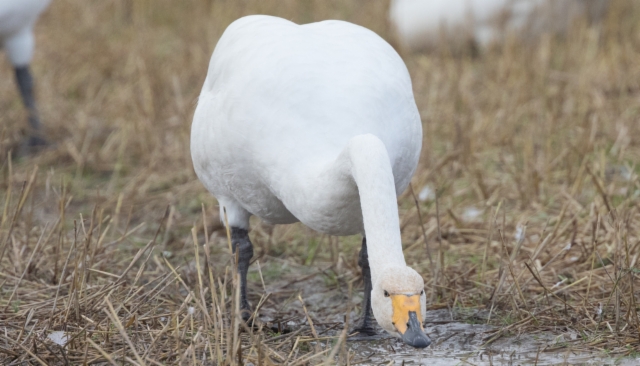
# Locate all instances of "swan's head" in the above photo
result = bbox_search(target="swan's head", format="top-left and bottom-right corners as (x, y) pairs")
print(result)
(371, 266), (430, 348)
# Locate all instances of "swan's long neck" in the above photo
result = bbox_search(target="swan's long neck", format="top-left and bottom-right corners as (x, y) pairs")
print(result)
(347, 134), (407, 285)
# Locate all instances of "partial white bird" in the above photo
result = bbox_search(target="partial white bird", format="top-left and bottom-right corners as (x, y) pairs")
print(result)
(1, 0), (51, 147)
(191, 15), (430, 348)
(389, 0), (609, 52)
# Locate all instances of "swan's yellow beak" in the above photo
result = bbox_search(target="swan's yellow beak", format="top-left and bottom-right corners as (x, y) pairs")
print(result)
(391, 294), (422, 334)
(391, 294), (431, 348)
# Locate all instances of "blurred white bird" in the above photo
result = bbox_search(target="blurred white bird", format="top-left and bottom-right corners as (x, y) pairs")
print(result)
(1, 0), (51, 147)
(389, 0), (609, 52)
(191, 15), (430, 348)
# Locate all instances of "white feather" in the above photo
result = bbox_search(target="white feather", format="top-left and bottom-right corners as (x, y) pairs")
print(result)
(418, 185), (434, 202)
(47, 331), (68, 346)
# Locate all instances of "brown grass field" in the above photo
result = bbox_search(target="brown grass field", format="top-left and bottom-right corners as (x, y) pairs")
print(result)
(2, 0), (640, 364)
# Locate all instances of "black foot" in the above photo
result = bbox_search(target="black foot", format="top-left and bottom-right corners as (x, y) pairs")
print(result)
(27, 135), (48, 148)
(349, 325), (391, 342)
(239, 309), (262, 331)
(15, 135), (50, 158)
(240, 308), (252, 323)
(352, 325), (377, 336)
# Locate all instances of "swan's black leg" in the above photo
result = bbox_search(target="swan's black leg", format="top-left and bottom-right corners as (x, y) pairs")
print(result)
(15, 66), (47, 147)
(355, 237), (376, 335)
(231, 227), (254, 322)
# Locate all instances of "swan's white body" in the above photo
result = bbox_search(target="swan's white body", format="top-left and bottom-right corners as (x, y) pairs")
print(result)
(192, 15), (421, 250)
(389, 0), (609, 51)
(192, 16), (426, 340)
(0, 0), (50, 66)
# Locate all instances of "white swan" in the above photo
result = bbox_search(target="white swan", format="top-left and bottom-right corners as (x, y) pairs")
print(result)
(389, 0), (609, 51)
(1, 0), (51, 147)
(191, 15), (430, 348)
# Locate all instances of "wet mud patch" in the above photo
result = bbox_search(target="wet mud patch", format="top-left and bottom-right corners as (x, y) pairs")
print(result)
(250, 266), (639, 365)
(344, 309), (636, 365)
(348, 322), (638, 365)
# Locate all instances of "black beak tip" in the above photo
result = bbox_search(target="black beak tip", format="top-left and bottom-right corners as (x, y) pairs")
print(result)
(402, 331), (431, 348)
(401, 311), (431, 348)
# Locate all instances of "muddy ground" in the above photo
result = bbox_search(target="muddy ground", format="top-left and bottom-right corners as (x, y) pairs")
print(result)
(251, 262), (639, 365)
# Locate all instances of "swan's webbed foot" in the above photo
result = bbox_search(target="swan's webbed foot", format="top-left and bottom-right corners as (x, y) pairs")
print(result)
(27, 134), (48, 148)
(352, 325), (377, 336)
(240, 308), (252, 323)
(350, 320), (381, 341)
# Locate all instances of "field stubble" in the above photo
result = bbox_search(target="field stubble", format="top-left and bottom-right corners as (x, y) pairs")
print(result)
(1, 0), (640, 364)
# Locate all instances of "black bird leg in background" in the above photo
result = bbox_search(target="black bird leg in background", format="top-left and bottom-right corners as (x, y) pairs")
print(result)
(355, 237), (377, 335)
(231, 227), (254, 322)
(15, 65), (46, 147)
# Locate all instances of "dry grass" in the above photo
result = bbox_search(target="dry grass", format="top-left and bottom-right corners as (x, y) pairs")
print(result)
(1, 0), (640, 364)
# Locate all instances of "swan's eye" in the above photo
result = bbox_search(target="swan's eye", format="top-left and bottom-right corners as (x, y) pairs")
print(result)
(420, 290), (424, 295)
(384, 290), (390, 297)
